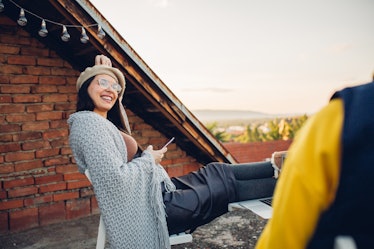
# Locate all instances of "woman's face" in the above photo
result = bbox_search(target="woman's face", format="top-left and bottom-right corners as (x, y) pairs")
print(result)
(87, 74), (121, 117)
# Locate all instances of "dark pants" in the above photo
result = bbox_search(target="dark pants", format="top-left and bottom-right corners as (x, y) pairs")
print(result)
(164, 162), (276, 235)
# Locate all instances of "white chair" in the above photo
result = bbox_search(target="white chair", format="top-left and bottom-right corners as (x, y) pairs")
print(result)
(84, 169), (192, 248)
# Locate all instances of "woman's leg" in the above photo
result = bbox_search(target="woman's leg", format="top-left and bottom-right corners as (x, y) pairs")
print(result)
(230, 161), (274, 180)
(229, 161), (277, 202)
(165, 162), (237, 234)
(235, 178), (277, 201)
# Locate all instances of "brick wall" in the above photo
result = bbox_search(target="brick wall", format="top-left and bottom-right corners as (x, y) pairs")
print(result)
(224, 140), (293, 163)
(0, 16), (201, 234)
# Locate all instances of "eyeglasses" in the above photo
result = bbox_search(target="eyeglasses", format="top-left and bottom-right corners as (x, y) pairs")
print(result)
(97, 78), (122, 94)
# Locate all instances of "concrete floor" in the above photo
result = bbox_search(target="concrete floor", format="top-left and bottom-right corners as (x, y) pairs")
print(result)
(0, 209), (267, 249)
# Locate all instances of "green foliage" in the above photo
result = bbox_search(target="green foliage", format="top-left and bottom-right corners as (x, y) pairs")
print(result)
(206, 122), (231, 142)
(207, 115), (309, 143)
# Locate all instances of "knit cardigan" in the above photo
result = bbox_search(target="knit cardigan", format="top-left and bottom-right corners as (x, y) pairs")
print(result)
(68, 111), (175, 249)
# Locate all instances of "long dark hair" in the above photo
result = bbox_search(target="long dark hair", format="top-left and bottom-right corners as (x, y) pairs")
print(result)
(76, 77), (125, 131)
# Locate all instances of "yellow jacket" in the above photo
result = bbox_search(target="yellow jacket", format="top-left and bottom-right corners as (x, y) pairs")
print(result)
(256, 98), (343, 249)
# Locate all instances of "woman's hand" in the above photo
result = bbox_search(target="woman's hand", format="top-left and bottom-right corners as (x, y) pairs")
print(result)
(95, 54), (112, 66)
(146, 145), (167, 164)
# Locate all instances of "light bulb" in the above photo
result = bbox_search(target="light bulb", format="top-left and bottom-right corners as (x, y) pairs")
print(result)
(0, 0), (4, 12)
(38, 19), (48, 37)
(80, 27), (89, 43)
(61, 25), (70, 42)
(17, 8), (27, 26)
(97, 25), (105, 39)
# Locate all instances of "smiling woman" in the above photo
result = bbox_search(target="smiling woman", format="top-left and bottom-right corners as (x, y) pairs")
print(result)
(67, 55), (277, 249)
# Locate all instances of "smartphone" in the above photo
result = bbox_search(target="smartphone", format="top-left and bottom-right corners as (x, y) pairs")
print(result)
(162, 137), (175, 149)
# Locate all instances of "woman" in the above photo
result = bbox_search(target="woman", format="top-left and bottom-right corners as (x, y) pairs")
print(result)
(68, 55), (276, 249)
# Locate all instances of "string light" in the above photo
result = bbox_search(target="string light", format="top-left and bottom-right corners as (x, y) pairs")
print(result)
(17, 8), (27, 26)
(80, 27), (89, 43)
(61, 25), (70, 42)
(0, 0), (4, 12)
(38, 19), (48, 37)
(4, 0), (106, 43)
(97, 25), (106, 39)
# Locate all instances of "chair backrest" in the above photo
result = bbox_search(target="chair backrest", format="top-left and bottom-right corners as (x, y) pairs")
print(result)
(85, 170), (106, 249)
(84, 169), (193, 247)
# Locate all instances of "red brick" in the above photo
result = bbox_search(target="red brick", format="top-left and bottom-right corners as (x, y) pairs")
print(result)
(60, 147), (72, 156)
(8, 186), (38, 198)
(36, 111), (63, 121)
(36, 148), (60, 158)
(13, 95), (42, 103)
(21, 140), (47, 150)
(8, 56), (36, 66)
(224, 140), (292, 163)
(5, 151), (35, 162)
(6, 113), (35, 122)
(21, 121), (49, 131)
(67, 180), (91, 190)
(0, 71), (10, 81)
(53, 191), (79, 201)
(0, 95), (11, 103)
(182, 163), (201, 175)
(0, 190), (7, 199)
(166, 165), (184, 178)
(0, 124), (20, 133)
(26, 104), (53, 113)
(0, 134), (12, 143)
(42, 129), (67, 140)
(171, 157), (190, 164)
(37, 58), (64, 67)
(79, 188), (94, 198)
(39, 76), (66, 85)
(0, 164), (15, 174)
(31, 85), (57, 93)
(42, 94), (68, 103)
(34, 174), (63, 185)
(0, 199), (24, 211)
(49, 138), (68, 148)
(10, 75), (38, 84)
(0, 143), (21, 153)
(3, 177), (34, 188)
(91, 196), (100, 214)
(66, 198), (90, 220)
(0, 64), (23, 74)
(13, 131), (42, 142)
(39, 182), (66, 193)
(23, 66), (51, 76)
(50, 120), (69, 129)
(21, 47), (49, 57)
(0, 212), (9, 233)
(0, 44), (20, 54)
(51, 68), (77, 76)
(0, 36), (26, 46)
(24, 194), (53, 206)
(64, 172), (87, 181)
(44, 157), (69, 167)
(9, 208), (38, 232)
(39, 202), (65, 226)
(14, 160), (43, 172)
(0, 104), (25, 114)
(55, 165), (79, 174)
(0, 85), (30, 93)
(57, 85), (76, 93)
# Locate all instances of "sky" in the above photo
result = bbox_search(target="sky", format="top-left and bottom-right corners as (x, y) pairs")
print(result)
(90, 0), (374, 115)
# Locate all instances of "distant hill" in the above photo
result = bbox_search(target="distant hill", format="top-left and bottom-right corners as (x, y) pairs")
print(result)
(191, 109), (301, 124)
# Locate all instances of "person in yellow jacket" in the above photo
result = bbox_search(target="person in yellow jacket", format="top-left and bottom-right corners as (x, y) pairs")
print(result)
(256, 80), (374, 249)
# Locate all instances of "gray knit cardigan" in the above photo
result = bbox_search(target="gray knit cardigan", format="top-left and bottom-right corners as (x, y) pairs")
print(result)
(68, 111), (175, 249)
